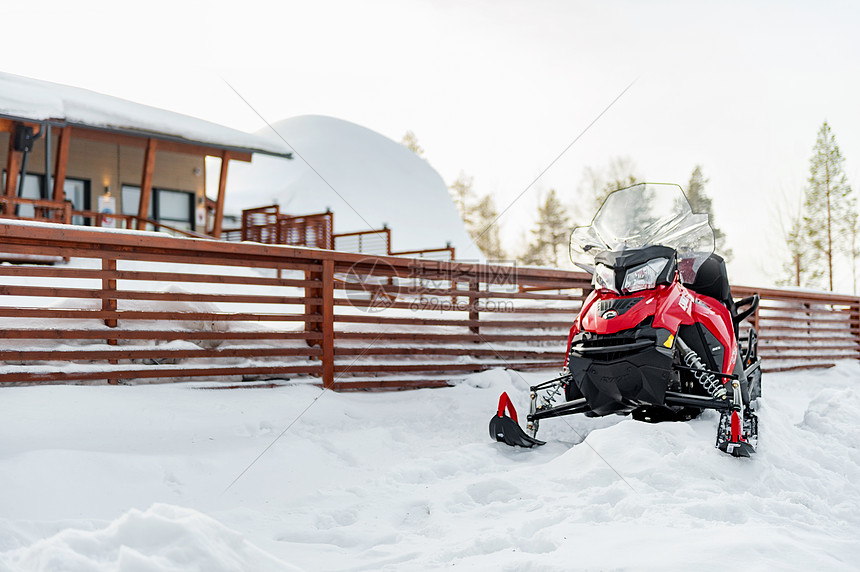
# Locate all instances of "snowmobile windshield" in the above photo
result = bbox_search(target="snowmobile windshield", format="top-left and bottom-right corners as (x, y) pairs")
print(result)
(570, 183), (715, 284)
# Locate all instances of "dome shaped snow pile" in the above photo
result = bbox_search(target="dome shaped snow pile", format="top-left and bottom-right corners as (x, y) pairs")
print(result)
(227, 115), (480, 258)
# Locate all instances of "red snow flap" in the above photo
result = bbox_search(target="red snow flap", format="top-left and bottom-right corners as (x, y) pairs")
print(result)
(730, 410), (742, 443)
(496, 392), (518, 423)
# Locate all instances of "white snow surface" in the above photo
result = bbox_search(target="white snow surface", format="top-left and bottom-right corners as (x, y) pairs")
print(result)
(228, 115), (482, 257)
(1, 363), (859, 570)
(0, 72), (290, 157)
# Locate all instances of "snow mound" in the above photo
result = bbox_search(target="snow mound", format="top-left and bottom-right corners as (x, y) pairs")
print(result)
(0, 504), (298, 572)
(227, 115), (481, 257)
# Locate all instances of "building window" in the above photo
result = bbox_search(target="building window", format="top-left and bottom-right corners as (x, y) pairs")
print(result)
(121, 185), (155, 220)
(120, 185), (194, 231)
(157, 189), (194, 231)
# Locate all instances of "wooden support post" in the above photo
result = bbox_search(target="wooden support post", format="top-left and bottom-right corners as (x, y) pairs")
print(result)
(52, 126), (71, 202)
(211, 151), (229, 239)
(469, 278), (480, 335)
(321, 259), (335, 389)
(752, 295), (761, 334)
(136, 138), (157, 230)
(4, 133), (21, 197)
(305, 268), (320, 345)
(102, 258), (119, 385)
(304, 258), (335, 388)
(102, 258), (118, 328)
(851, 299), (860, 361)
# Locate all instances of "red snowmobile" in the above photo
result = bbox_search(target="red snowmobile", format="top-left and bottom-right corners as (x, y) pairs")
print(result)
(490, 183), (761, 457)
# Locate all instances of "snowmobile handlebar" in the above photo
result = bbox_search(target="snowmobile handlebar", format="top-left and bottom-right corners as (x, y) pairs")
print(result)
(733, 294), (759, 325)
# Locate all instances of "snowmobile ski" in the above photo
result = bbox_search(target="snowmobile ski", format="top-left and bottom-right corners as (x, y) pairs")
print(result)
(716, 408), (758, 457)
(489, 392), (545, 448)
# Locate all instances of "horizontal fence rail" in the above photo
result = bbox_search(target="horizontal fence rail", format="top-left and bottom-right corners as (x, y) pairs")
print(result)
(732, 285), (860, 372)
(0, 219), (856, 389)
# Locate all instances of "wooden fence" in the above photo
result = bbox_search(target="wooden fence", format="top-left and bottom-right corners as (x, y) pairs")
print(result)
(0, 195), (71, 224)
(733, 285), (860, 371)
(332, 228), (392, 256)
(225, 206), (335, 250)
(227, 206), (457, 260)
(0, 220), (856, 389)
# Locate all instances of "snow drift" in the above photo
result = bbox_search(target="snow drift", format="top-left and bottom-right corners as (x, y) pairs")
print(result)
(1, 364), (858, 570)
(227, 115), (482, 257)
(1, 504), (297, 572)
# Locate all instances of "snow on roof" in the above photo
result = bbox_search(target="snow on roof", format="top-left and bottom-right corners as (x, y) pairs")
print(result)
(228, 115), (483, 258)
(0, 72), (292, 158)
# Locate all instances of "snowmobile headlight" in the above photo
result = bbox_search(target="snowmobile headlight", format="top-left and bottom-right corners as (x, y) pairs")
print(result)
(593, 263), (618, 293)
(622, 258), (669, 294)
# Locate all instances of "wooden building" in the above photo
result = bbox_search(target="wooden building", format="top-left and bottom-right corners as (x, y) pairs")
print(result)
(0, 72), (292, 238)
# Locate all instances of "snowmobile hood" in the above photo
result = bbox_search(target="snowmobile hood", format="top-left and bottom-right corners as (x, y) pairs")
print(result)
(580, 282), (696, 336)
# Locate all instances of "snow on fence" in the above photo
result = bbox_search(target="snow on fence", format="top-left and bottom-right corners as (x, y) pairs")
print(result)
(0, 220), (856, 388)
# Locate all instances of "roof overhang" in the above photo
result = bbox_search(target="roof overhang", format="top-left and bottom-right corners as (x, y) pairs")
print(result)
(0, 72), (294, 161)
(0, 113), (292, 162)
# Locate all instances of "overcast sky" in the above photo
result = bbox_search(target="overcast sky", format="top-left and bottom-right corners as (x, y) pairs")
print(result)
(5, 0), (859, 289)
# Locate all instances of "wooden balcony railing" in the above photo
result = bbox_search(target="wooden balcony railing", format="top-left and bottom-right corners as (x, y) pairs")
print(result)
(0, 196), (71, 224)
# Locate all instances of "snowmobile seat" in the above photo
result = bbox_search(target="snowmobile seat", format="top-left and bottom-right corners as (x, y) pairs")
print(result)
(684, 253), (735, 315)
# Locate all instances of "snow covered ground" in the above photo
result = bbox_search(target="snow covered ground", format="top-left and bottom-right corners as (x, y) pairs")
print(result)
(1, 362), (858, 571)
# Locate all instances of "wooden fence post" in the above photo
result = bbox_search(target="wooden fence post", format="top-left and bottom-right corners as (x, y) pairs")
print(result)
(469, 278), (480, 335)
(304, 267), (321, 346)
(752, 293), (761, 333)
(102, 257), (118, 384)
(852, 298), (860, 362)
(321, 259), (335, 389)
(304, 258), (334, 388)
(102, 258), (118, 328)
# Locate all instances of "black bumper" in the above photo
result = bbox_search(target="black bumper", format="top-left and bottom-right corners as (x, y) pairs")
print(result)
(568, 338), (675, 416)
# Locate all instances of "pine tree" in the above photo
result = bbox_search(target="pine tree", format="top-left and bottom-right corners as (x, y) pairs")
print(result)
(779, 208), (820, 287)
(577, 157), (639, 223)
(447, 173), (506, 260)
(470, 194), (506, 261)
(521, 189), (571, 266)
(802, 121), (854, 291)
(449, 172), (476, 228)
(850, 211), (860, 294)
(400, 131), (424, 156)
(686, 166), (732, 260)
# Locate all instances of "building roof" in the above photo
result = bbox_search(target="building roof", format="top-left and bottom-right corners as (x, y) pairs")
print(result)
(0, 72), (292, 158)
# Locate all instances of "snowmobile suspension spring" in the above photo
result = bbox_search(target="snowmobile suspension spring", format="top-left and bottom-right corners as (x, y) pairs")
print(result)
(538, 381), (564, 409)
(682, 349), (727, 399)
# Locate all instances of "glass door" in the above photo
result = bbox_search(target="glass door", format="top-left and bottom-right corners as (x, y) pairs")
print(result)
(63, 179), (89, 225)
